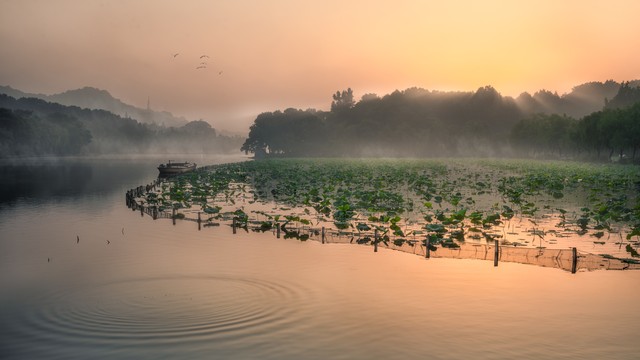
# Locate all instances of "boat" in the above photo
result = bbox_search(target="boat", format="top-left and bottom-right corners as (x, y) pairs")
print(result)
(157, 161), (197, 177)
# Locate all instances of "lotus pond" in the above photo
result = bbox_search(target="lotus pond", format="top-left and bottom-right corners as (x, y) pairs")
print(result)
(130, 158), (640, 268)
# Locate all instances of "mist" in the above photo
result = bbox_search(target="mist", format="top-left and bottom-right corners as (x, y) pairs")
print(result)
(0, 93), (243, 158)
(241, 81), (640, 162)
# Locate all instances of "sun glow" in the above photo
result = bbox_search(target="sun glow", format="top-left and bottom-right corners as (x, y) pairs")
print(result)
(0, 0), (639, 131)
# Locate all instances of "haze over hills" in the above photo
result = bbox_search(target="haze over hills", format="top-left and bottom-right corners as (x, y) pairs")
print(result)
(514, 80), (637, 118)
(2, 80), (639, 159)
(0, 85), (188, 128)
(241, 80), (640, 160)
(0, 93), (243, 157)
(3, 80), (639, 131)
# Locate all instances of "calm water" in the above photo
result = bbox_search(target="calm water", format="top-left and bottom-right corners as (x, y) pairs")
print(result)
(1, 156), (639, 359)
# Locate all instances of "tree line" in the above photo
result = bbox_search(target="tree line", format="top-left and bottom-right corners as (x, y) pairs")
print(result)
(242, 82), (640, 161)
(512, 98), (640, 161)
(0, 94), (243, 157)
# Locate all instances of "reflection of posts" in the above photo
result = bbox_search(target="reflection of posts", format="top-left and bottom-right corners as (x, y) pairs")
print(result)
(374, 229), (378, 252)
(494, 240), (499, 267)
(425, 237), (430, 258)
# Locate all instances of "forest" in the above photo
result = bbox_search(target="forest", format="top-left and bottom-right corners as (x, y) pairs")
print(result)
(0, 94), (243, 157)
(241, 82), (640, 161)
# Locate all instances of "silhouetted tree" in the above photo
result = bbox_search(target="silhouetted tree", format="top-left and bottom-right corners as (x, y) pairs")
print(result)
(331, 88), (355, 112)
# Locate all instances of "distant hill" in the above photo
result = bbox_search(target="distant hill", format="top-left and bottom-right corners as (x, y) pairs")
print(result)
(0, 85), (188, 127)
(0, 94), (242, 157)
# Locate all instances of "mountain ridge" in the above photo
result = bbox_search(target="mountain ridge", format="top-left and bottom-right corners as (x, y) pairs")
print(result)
(0, 85), (188, 127)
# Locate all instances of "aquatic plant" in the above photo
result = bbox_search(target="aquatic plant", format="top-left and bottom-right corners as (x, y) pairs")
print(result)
(129, 158), (640, 256)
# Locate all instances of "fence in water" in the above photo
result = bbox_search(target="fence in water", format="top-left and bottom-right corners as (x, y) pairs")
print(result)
(125, 181), (640, 273)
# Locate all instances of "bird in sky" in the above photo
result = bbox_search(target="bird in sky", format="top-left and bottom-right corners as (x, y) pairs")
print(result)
(196, 65), (207, 69)
(77, 235), (80, 244)
(200, 55), (209, 59)
(106, 239), (111, 245)
(218, 71), (223, 75)
(172, 53), (180, 58)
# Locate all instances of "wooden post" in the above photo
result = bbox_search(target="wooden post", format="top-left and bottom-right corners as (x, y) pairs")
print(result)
(276, 223), (280, 238)
(425, 237), (430, 258)
(321, 227), (325, 244)
(197, 212), (201, 231)
(153, 206), (157, 220)
(140, 204), (144, 217)
(172, 208), (176, 225)
(374, 229), (378, 252)
(571, 247), (578, 274)
(232, 218), (237, 234)
(494, 239), (499, 267)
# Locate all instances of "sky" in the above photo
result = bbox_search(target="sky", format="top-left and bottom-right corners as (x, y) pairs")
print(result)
(1, 0), (639, 134)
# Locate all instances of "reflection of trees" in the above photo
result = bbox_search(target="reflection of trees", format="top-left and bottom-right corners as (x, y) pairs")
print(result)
(0, 163), (93, 204)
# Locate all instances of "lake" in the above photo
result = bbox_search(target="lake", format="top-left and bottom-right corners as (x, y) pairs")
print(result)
(1, 156), (639, 359)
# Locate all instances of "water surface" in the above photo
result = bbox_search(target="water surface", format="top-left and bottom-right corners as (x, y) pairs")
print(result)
(1, 156), (639, 359)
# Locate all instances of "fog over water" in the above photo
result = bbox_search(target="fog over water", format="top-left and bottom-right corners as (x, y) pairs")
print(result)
(1, 1), (640, 358)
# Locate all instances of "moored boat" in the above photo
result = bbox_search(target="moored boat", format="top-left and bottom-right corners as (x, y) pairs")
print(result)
(157, 161), (197, 176)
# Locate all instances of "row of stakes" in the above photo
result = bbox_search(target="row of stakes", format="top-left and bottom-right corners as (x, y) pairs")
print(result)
(126, 195), (580, 274)
(203, 211), (580, 273)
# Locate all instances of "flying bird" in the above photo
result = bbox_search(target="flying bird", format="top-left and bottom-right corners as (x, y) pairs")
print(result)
(106, 239), (111, 245)
(218, 71), (223, 75)
(172, 53), (180, 58)
(196, 65), (207, 69)
(77, 235), (80, 244)
(200, 55), (209, 59)
(122, 227), (124, 235)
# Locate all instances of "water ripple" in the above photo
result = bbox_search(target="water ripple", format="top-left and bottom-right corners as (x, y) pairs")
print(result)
(12, 274), (308, 352)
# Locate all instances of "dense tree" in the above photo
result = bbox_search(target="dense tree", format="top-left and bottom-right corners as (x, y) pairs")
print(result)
(0, 94), (242, 157)
(0, 108), (92, 156)
(241, 84), (640, 162)
(241, 109), (326, 156)
(511, 114), (576, 158)
(330, 88), (355, 112)
(605, 82), (640, 110)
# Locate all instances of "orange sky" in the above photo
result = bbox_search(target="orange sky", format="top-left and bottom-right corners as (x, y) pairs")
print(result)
(1, 0), (639, 133)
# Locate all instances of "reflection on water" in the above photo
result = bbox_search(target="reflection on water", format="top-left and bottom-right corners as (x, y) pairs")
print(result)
(4, 274), (308, 359)
(1, 156), (640, 359)
(0, 160), (93, 204)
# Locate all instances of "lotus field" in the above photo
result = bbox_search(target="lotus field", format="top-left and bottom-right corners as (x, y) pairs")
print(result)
(133, 158), (640, 263)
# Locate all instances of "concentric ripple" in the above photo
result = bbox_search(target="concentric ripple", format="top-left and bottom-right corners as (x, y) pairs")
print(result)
(10, 274), (309, 351)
